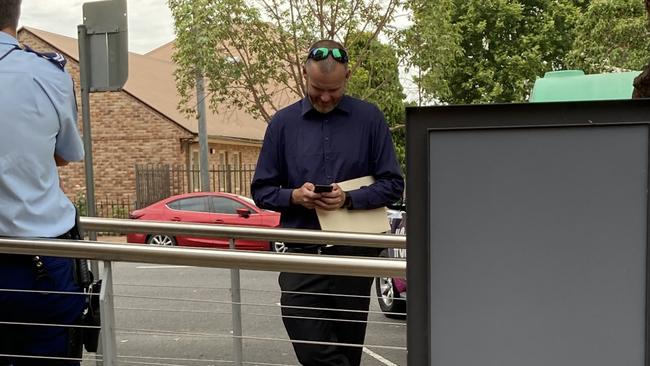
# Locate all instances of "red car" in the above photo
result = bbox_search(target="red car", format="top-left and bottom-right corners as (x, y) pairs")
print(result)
(126, 192), (280, 251)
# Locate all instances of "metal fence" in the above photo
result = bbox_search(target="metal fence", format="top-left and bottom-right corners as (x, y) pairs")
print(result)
(74, 194), (135, 220)
(95, 195), (133, 219)
(0, 218), (407, 366)
(135, 164), (256, 208)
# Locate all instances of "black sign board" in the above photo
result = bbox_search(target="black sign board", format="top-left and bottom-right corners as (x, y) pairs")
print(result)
(406, 100), (650, 365)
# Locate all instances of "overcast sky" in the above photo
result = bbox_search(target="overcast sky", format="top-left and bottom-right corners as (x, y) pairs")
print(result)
(20, 0), (176, 54)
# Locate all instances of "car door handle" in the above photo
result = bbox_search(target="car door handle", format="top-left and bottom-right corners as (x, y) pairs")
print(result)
(214, 219), (224, 223)
(171, 217), (181, 222)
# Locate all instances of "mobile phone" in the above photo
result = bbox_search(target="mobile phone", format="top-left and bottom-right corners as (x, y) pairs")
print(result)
(314, 184), (333, 193)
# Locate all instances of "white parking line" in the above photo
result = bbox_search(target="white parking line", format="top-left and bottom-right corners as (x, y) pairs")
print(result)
(135, 265), (189, 269)
(363, 347), (398, 366)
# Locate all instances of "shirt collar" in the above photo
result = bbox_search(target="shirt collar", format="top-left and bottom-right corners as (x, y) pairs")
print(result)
(300, 95), (352, 117)
(0, 31), (19, 47)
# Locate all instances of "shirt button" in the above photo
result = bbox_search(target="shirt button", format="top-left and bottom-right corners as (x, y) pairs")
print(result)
(325, 137), (329, 142)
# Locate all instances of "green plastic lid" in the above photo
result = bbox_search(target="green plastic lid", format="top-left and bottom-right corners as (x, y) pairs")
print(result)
(530, 70), (640, 102)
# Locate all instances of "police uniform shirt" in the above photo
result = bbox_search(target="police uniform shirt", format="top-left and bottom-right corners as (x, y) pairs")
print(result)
(0, 31), (84, 237)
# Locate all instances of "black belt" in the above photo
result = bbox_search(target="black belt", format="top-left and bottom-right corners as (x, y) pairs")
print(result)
(286, 245), (337, 255)
(286, 245), (382, 258)
(0, 227), (78, 264)
(0, 253), (34, 264)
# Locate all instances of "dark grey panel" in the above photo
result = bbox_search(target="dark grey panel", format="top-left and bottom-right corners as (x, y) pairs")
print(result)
(428, 125), (648, 366)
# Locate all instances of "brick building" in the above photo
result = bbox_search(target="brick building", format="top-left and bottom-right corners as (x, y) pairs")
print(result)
(17, 27), (288, 204)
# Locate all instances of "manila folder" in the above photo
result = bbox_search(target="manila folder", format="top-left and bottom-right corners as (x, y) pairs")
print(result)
(316, 176), (390, 233)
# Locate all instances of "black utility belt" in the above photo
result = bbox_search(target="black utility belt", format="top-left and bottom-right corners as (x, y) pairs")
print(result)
(0, 227), (79, 264)
(0, 253), (33, 264)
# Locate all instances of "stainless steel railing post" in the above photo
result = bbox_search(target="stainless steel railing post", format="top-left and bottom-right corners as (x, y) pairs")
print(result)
(99, 261), (117, 366)
(230, 238), (243, 366)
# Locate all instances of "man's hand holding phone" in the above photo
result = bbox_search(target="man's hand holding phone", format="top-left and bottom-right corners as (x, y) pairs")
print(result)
(313, 184), (333, 193)
(315, 184), (345, 211)
(291, 183), (345, 210)
(291, 182), (321, 209)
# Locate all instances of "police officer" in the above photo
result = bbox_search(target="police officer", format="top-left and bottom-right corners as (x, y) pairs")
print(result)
(0, 1), (86, 364)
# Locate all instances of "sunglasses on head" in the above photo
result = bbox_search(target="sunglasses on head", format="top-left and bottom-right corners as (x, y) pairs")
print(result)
(307, 47), (349, 64)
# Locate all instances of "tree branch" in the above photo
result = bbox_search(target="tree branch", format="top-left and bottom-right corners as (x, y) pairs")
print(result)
(222, 37), (273, 122)
(349, 0), (399, 76)
(289, 0), (307, 96)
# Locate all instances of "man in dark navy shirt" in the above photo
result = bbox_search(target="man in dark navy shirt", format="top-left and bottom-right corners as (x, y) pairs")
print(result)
(251, 39), (404, 366)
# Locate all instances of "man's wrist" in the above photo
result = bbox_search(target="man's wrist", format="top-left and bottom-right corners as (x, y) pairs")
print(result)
(342, 192), (352, 209)
(290, 189), (298, 205)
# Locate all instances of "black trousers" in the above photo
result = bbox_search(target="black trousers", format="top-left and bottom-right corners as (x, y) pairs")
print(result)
(0, 257), (84, 366)
(0, 229), (84, 366)
(279, 246), (379, 366)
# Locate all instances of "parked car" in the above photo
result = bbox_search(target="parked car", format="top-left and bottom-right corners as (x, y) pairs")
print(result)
(376, 210), (407, 318)
(126, 192), (281, 251)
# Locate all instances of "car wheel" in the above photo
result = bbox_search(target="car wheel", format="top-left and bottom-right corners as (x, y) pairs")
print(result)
(272, 241), (287, 253)
(375, 276), (406, 318)
(375, 249), (406, 318)
(147, 234), (176, 246)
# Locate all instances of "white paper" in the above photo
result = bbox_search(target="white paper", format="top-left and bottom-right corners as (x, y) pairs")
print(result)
(316, 176), (390, 233)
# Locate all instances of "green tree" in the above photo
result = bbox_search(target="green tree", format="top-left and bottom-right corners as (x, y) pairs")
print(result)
(168, 0), (402, 121)
(399, 0), (462, 105)
(346, 32), (406, 168)
(633, 0), (650, 98)
(168, 0), (406, 167)
(567, 0), (650, 73)
(403, 0), (585, 104)
(168, 0), (288, 121)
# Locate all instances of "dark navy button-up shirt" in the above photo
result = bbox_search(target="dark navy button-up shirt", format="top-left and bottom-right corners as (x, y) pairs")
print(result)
(251, 95), (404, 230)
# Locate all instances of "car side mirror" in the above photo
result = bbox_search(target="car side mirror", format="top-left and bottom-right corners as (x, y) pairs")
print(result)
(236, 208), (251, 218)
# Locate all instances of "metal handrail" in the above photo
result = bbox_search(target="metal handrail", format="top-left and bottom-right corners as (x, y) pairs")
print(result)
(0, 238), (405, 277)
(0, 218), (408, 366)
(79, 217), (406, 249)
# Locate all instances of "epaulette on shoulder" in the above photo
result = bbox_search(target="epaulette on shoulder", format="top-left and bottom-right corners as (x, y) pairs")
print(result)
(23, 44), (67, 71)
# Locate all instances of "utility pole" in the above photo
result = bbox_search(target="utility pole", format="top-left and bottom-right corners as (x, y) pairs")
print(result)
(196, 74), (210, 192)
(77, 25), (96, 240)
(78, 1), (129, 364)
